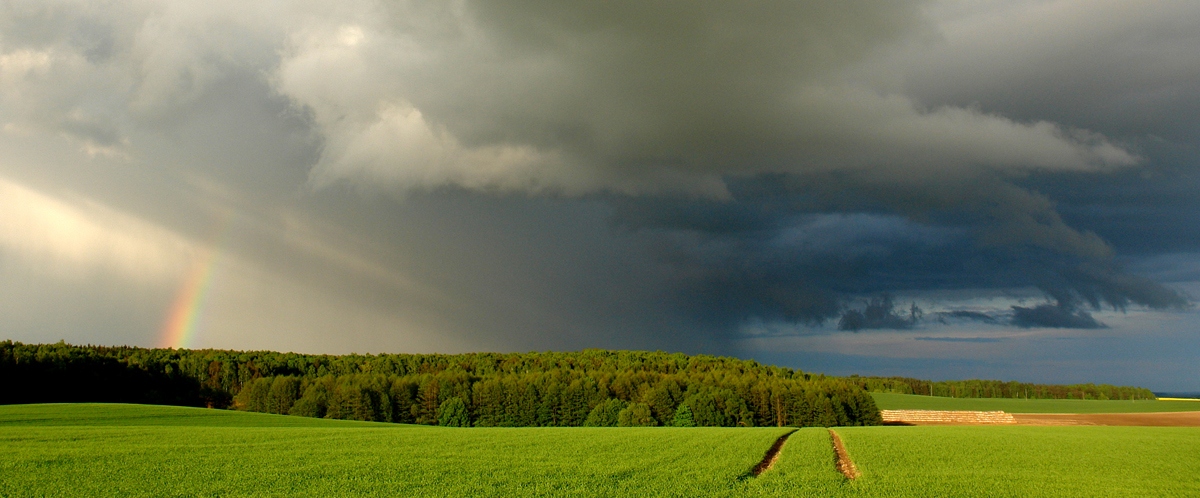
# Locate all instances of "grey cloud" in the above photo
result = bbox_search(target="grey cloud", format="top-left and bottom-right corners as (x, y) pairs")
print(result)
(1025, 165), (1200, 258)
(838, 295), (920, 331)
(58, 110), (121, 147)
(270, 0), (1135, 196)
(611, 171), (1186, 330)
(1010, 303), (1105, 330)
(935, 310), (1001, 325)
(914, 336), (1003, 343)
(894, 1), (1200, 147)
(1050, 264), (1190, 312)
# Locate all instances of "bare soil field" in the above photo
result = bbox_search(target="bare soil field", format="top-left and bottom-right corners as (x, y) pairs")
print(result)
(1012, 411), (1200, 427)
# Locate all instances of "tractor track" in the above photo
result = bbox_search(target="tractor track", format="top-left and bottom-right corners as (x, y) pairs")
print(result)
(741, 429), (797, 479)
(829, 429), (860, 480)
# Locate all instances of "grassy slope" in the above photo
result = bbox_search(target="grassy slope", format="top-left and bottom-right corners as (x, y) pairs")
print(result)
(872, 393), (1200, 413)
(4, 404), (1199, 497)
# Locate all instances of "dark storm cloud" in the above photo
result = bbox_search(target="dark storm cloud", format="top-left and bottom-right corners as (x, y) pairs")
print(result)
(614, 199), (968, 327)
(609, 171), (1188, 331)
(914, 336), (1003, 344)
(1010, 303), (1105, 330)
(1022, 165), (1200, 259)
(837, 295), (920, 331)
(935, 311), (1000, 325)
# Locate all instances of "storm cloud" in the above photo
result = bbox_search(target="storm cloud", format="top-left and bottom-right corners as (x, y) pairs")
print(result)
(272, 1), (1135, 196)
(1011, 303), (1105, 330)
(2, 1), (1200, 388)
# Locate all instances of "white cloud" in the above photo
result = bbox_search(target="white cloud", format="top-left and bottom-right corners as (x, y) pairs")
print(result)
(306, 101), (571, 193)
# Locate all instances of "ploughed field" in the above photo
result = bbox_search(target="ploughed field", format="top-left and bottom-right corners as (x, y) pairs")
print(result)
(3, 404), (1199, 497)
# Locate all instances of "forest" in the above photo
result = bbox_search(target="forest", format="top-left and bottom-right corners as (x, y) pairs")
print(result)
(0, 341), (877, 427)
(852, 375), (1156, 400)
(0, 341), (1156, 427)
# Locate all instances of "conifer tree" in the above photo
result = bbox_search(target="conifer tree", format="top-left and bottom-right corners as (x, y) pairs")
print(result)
(671, 404), (695, 427)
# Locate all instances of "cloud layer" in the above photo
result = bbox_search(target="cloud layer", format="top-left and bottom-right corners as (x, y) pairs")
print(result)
(270, 1), (1137, 196)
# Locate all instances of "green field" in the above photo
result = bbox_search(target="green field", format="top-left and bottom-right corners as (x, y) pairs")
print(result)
(0, 404), (789, 496)
(0, 403), (396, 428)
(871, 393), (1200, 413)
(826, 426), (1200, 497)
(3, 404), (1199, 496)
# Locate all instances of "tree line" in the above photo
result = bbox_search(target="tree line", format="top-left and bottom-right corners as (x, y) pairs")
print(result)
(232, 369), (880, 428)
(0, 341), (880, 427)
(851, 375), (1156, 400)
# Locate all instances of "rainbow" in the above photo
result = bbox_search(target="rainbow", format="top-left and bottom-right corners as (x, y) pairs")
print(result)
(159, 217), (232, 349)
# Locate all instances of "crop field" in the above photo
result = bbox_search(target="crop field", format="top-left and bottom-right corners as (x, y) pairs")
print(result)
(3, 404), (1199, 496)
(0, 404), (789, 496)
(828, 426), (1200, 497)
(0, 403), (394, 428)
(872, 393), (1200, 413)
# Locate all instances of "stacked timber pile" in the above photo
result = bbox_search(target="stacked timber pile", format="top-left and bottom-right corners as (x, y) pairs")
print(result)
(881, 409), (1016, 425)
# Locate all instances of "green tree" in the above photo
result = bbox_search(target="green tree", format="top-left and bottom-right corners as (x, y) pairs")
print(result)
(389, 379), (418, 424)
(617, 402), (656, 427)
(289, 379), (331, 418)
(683, 392), (728, 427)
(583, 398), (626, 427)
(438, 397), (469, 427)
(266, 376), (301, 414)
(672, 404), (695, 427)
(233, 377), (271, 412)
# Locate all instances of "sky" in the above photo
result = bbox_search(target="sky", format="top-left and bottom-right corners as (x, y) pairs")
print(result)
(2, 0), (1199, 391)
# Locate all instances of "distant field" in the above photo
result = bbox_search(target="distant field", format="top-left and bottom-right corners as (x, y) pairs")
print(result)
(3, 404), (1199, 496)
(871, 393), (1200, 413)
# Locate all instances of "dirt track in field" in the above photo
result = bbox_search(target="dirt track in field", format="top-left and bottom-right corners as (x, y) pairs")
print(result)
(1011, 411), (1200, 427)
(746, 429), (797, 478)
(828, 429), (860, 480)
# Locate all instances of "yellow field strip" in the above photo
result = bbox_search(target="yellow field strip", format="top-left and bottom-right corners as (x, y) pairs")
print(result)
(1157, 398), (1200, 402)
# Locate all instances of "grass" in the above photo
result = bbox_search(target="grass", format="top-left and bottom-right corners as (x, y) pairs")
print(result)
(3, 403), (1199, 496)
(871, 393), (1200, 413)
(0, 404), (789, 497)
(828, 426), (1200, 497)
(0, 403), (397, 427)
